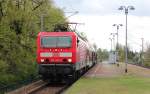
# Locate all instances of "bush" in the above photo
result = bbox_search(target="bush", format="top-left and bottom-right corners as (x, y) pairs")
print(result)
(0, 0), (65, 87)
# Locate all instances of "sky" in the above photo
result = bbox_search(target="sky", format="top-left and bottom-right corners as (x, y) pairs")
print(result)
(53, 0), (150, 52)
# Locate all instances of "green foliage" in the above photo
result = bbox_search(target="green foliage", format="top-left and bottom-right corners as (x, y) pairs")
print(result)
(78, 32), (88, 41)
(97, 48), (109, 61)
(0, 0), (65, 86)
(144, 45), (150, 67)
(117, 44), (136, 62)
(118, 44), (125, 62)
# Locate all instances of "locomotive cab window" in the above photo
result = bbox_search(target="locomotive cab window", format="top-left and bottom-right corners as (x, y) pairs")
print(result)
(41, 36), (72, 48)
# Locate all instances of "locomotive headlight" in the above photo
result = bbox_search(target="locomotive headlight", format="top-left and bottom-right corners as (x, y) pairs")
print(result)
(68, 59), (72, 62)
(41, 59), (44, 62)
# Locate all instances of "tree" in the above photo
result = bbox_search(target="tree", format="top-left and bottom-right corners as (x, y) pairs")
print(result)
(97, 48), (109, 62)
(117, 44), (136, 63)
(79, 32), (88, 41)
(144, 44), (150, 67)
(117, 44), (125, 62)
(0, 0), (66, 86)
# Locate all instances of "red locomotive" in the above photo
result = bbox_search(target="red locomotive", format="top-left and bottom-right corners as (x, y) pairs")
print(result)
(36, 24), (97, 82)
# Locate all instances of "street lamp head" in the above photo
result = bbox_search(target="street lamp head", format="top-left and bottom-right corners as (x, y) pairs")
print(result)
(109, 37), (114, 40)
(118, 6), (124, 10)
(113, 24), (116, 26)
(110, 33), (113, 35)
(129, 6), (135, 10)
(119, 24), (123, 26)
(110, 33), (117, 37)
(113, 24), (123, 27)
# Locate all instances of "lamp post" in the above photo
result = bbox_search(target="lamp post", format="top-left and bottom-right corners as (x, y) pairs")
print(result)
(110, 33), (117, 51)
(40, 13), (48, 31)
(113, 24), (123, 49)
(109, 38), (113, 52)
(113, 24), (123, 65)
(141, 38), (144, 65)
(40, 14), (44, 31)
(118, 6), (135, 73)
(110, 33), (117, 64)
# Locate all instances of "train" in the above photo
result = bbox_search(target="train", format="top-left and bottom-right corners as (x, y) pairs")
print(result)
(36, 24), (97, 83)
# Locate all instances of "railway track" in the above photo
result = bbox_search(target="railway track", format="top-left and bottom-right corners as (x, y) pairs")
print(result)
(30, 83), (68, 94)
(7, 80), (70, 94)
(29, 68), (92, 94)
(7, 64), (96, 94)
(7, 80), (48, 94)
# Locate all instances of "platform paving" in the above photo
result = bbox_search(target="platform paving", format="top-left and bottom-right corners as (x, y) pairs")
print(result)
(84, 61), (150, 78)
(84, 61), (124, 78)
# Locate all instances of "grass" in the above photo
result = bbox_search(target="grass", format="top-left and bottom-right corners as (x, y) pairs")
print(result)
(65, 75), (150, 94)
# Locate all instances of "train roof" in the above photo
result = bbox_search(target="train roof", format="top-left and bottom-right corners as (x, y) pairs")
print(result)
(37, 31), (77, 37)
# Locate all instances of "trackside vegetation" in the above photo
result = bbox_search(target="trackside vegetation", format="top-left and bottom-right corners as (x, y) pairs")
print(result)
(114, 44), (150, 67)
(0, 0), (65, 87)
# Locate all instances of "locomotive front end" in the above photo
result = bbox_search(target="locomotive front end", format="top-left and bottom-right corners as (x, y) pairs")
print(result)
(36, 32), (76, 81)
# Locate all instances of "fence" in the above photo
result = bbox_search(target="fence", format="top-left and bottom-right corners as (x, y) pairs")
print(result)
(0, 75), (40, 94)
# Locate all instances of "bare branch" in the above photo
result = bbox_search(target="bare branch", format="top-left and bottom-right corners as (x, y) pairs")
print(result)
(32, 2), (43, 11)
